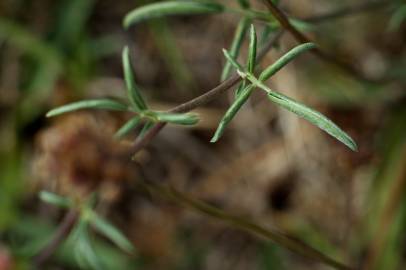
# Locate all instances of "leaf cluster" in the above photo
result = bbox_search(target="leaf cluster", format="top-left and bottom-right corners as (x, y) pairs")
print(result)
(47, 46), (199, 141)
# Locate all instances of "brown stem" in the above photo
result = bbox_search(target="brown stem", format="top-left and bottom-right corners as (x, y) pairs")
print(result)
(33, 209), (79, 267)
(141, 181), (354, 270)
(261, 0), (388, 84)
(304, 0), (393, 23)
(131, 31), (283, 156)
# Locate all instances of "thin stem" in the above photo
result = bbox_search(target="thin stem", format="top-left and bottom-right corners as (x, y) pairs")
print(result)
(131, 31), (283, 156)
(33, 208), (79, 266)
(303, 0), (393, 23)
(261, 0), (389, 84)
(224, 6), (274, 22)
(141, 181), (353, 270)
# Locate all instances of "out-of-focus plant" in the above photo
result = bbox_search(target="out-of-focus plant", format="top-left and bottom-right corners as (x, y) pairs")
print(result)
(0, 0), (120, 124)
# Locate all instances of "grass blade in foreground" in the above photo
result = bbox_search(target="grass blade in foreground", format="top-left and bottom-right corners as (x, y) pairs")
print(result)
(46, 99), (128, 117)
(115, 116), (141, 139)
(122, 47), (148, 111)
(124, 1), (224, 28)
(211, 85), (254, 142)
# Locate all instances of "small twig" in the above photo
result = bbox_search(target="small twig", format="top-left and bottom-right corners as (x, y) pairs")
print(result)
(33, 209), (79, 267)
(261, 0), (389, 84)
(131, 31), (283, 156)
(141, 181), (353, 270)
(303, 0), (393, 23)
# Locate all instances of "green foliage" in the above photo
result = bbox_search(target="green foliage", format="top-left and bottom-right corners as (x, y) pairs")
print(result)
(124, 1), (224, 28)
(71, 220), (104, 270)
(388, 4), (406, 31)
(153, 112), (199, 125)
(221, 18), (250, 81)
(259, 43), (316, 81)
(211, 85), (254, 142)
(122, 46), (148, 112)
(264, 89), (357, 151)
(88, 210), (135, 254)
(47, 47), (200, 141)
(37, 2), (366, 269)
(247, 24), (257, 74)
(216, 27), (357, 151)
(46, 99), (129, 117)
(39, 191), (72, 209)
(38, 191), (135, 269)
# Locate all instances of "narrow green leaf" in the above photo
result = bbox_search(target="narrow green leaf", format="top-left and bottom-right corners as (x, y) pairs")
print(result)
(122, 46), (148, 111)
(39, 191), (72, 208)
(221, 18), (250, 81)
(72, 220), (104, 270)
(222, 49), (244, 73)
(114, 116), (141, 139)
(259, 43), (316, 81)
(211, 85), (254, 142)
(46, 99), (128, 117)
(138, 121), (154, 141)
(155, 112), (199, 125)
(247, 24), (257, 74)
(248, 77), (357, 151)
(124, 1), (224, 28)
(90, 212), (135, 253)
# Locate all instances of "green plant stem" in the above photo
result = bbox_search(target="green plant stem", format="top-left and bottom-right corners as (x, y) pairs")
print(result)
(33, 209), (79, 266)
(141, 181), (353, 270)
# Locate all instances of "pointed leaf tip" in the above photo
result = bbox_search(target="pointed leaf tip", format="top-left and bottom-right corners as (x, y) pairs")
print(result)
(259, 42), (317, 81)
(122, 47), (148, 111)
(46, 99), (128, 117)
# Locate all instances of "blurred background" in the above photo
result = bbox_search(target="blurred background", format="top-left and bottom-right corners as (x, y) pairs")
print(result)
(1, 0), (406, 269)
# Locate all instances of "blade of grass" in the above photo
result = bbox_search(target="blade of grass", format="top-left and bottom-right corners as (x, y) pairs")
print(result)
(122, 46), (148, 111)
(46, 99), (129, 117)
(124, 1), (224, 28)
